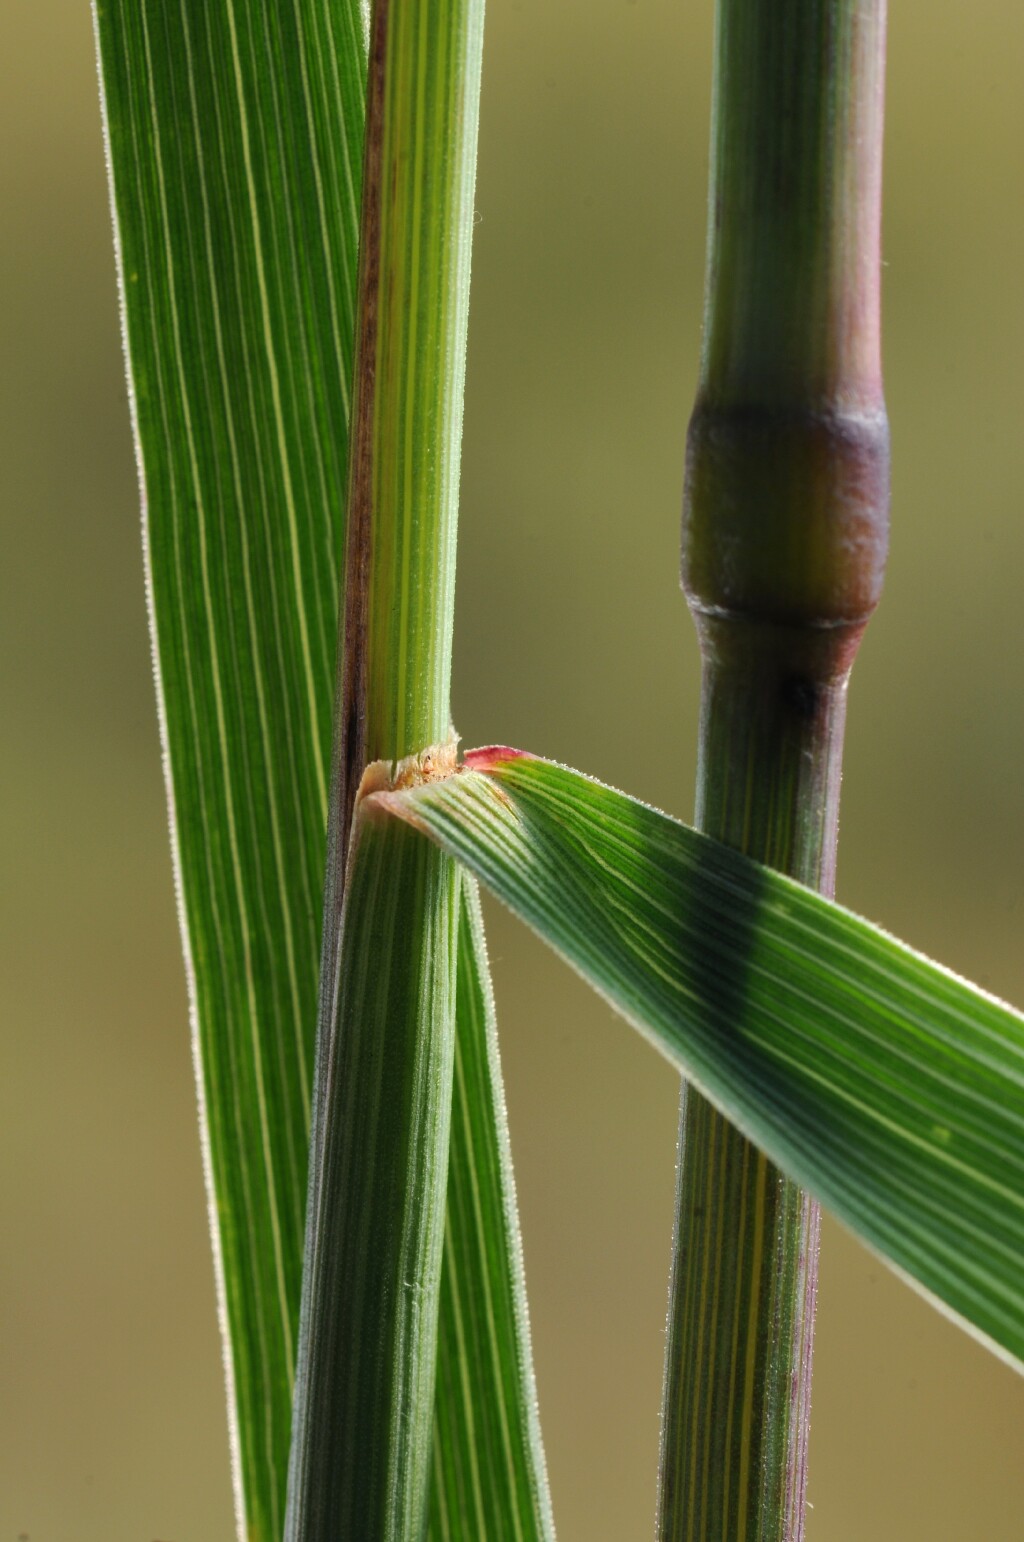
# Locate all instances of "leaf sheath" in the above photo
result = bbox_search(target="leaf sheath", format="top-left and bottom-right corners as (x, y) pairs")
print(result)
(287, 805), (460, 1539)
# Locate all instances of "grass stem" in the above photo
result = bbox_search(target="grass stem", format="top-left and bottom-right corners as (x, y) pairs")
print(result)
(286, 1), (485, 1535)
(659, 4), (889, 1538)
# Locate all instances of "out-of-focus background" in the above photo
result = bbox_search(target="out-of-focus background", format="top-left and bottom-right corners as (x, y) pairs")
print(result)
(3, 2), (1023, 1538)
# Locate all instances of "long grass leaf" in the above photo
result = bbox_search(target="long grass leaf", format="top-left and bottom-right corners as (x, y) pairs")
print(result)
(430, 878), (556, 1541)
(375, 750), (1024, 1373)
(94, 6), (366, 1536)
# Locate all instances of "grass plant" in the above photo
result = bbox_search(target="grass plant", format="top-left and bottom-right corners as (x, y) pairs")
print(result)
(91, 2), (1024, 1539)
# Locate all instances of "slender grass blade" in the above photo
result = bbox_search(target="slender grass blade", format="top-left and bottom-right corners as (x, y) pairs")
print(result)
(377, 750), (1024, 1373)
(95, 5), (366, 1534)
(430, 878), (556, 1541)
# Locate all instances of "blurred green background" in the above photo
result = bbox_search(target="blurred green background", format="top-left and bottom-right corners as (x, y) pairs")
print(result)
(3, 1), (1024, 1537)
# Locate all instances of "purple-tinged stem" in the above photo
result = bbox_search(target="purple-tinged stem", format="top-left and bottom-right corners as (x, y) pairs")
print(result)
(659, 4), (889, 1539)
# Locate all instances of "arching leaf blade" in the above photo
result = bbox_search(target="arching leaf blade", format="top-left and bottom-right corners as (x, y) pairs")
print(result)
(376, 750), (1024, 1374)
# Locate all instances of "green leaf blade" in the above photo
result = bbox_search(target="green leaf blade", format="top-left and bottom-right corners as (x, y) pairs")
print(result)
(95, 4), (367, 1535)
(430, 878), (555, 1542)
(378, 751), (1024, 1372)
